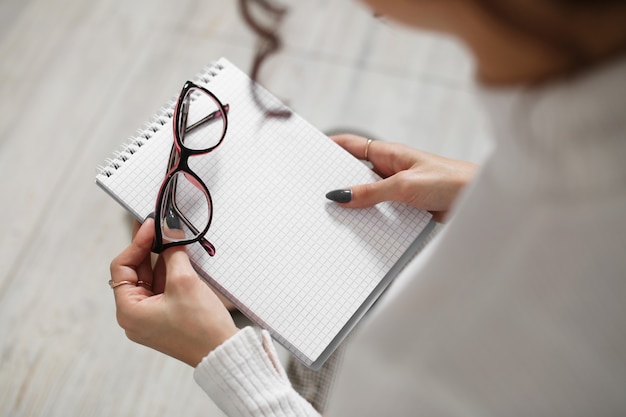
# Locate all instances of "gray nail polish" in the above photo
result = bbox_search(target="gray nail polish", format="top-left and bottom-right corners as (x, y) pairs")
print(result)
(326, 189), (352, 203)
(165, 208), (182, 229)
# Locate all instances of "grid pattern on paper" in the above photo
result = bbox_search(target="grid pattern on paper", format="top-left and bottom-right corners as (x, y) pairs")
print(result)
(96, 58), (432, 364)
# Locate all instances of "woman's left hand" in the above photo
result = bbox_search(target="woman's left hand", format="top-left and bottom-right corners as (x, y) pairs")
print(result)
(109, 218), (239, 367)
(330, 134), (477, 222)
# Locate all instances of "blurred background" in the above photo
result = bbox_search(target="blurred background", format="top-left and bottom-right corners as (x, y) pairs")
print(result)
(0, 0), (491, 415)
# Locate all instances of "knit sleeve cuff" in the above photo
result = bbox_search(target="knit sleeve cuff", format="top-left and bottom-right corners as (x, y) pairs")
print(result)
(193, 326), (320, 417)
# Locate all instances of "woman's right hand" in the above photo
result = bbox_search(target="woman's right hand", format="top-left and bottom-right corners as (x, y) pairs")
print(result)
(328, 134), (478, 222)
(110, 219), (239, 367)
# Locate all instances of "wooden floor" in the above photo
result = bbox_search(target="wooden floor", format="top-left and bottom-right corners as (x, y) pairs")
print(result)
(0, 0), (492, 415)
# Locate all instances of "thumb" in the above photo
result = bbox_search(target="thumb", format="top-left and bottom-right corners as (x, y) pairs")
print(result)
(327, 176), (398, 208)
(159, 243), (202, 293)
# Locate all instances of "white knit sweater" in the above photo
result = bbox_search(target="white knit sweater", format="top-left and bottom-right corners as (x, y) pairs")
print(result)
(194, 56), (626, 416)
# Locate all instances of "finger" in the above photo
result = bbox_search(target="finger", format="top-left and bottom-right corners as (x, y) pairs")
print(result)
(330, 134), (371, 160)
(330, 134), (413, 177)
(337, 176), (402, 208)
(110, 218), (156, 302)
(159, 244), (201, 294)
(131, 220), (141, 239)
(131, 219), (155, 291)
(110, 218), (154, 279)
(151, 255), (167, 295)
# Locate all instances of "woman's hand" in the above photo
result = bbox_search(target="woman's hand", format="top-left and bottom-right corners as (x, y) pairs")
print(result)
(109, 218), (239, 367)
(328, 134), (478, 222)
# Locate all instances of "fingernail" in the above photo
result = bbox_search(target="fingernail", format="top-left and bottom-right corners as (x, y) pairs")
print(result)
(165, 208), (181, 229)
(326, 189), (352, 203)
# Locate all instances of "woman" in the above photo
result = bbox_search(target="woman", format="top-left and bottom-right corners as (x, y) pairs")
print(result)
(110, 0), (626, 415)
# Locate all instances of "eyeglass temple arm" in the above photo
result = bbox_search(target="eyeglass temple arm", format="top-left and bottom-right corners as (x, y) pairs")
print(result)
(185, 103), (230, 133)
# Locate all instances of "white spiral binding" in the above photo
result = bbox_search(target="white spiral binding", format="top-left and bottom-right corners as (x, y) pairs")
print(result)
(97, 61), (226, 178)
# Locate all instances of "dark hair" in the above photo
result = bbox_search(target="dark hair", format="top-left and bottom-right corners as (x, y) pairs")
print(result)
(239, 0), (626, 86)
(477, 0), (626, 81)
(238, 0), (291, 118)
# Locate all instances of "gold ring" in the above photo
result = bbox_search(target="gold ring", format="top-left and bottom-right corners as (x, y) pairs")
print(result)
(108, 279), (136, 289)
(364, 138), (373, 161)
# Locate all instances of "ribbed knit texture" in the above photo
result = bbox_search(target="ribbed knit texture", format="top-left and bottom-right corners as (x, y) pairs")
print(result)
(194, 327), (319, 416)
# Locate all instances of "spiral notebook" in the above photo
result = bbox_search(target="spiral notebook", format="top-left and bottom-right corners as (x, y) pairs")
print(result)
(96, 58), (435, 369)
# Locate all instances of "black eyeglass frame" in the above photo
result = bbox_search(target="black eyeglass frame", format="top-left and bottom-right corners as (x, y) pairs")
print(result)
(151, 80), (228, 255)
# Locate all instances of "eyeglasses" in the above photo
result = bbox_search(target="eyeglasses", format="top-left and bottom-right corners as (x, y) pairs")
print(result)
(151, 81), (229, 256)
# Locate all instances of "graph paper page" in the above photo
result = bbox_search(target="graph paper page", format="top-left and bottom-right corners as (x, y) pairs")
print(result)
(96, 58), (433, 368)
